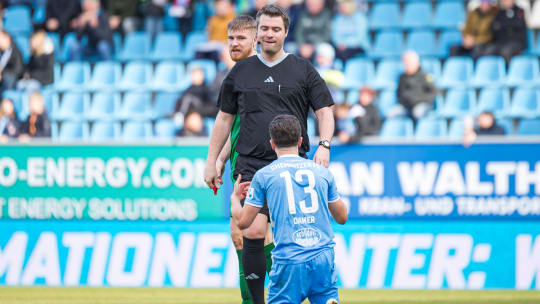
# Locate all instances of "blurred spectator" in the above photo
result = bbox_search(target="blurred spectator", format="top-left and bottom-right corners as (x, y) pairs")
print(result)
(314, 43), (344, 90)
(195, 0), (235, 63)
(173, 67), (217, 128)
(484, 0), (527, 64)
(390, 51), (438, 122)
(463, 112), (505, 146)
(169, 0), (195, 38)
(107, 0), (141, 36)
(70, 0), (114, 61)
(450, 0), (497, 59)
(19, 92), (51, 140)
(248, 0), (268, 18)
(0, 30), (24, 93)
(17, 30), (55, 91)
(331, 0), (369, 62)
(347, 87), (381, 142)
(0, 98), (20, 141)
(295, 0), (332, 61)
(45, 0), (82, 39)
(334, 103), (353, 143)
(143, 0), (167, 40)
(177, 110), (207, 137)
(210, 47), (236, 103)
(277, 0), (301, 45)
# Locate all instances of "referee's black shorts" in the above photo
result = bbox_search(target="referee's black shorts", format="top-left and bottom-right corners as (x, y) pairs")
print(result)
(234, 155), (273, 220)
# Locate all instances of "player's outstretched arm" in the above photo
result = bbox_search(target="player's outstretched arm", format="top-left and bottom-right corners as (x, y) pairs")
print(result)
(204, 111), (235, 189)
(328, 199), (348, 225)
(230, 175), (260, 229)
(313, 106), (334, 168)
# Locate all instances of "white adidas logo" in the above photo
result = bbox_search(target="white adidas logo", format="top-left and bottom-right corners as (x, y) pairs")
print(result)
(245, 273), (260, 280)
(264, 76), (274, 83)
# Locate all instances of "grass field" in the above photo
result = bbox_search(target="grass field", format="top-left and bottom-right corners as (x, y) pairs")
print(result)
(1, 288), (539, 304)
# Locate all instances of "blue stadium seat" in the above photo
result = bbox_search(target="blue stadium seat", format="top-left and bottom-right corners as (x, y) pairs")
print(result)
(117, 32), (152, 60)
(86, 92), (121, 120)
(119, 61), (153, 89)
(380, 118), (414, 139)
(53, 92), (88, 121)
(151, 32), (183, 60)
(88, 61), (122, 90)
(119, 91), (153, 120)
(89, 121), (121, 141)
(532, 31), (540, 56)
(58, 121), (86, 141)
(4, 6), (32, 35)
(123, 121), (153, 140)
(187, 59), (217, 85)
(369, 2), (400, 29)
(369, 59), (403, 90)
(369, 31), (404, 58)
(440, 89), (476, 118)
(506, 56), (540, 87)
(448, 119), (465, 139)
(405, 30), (437, 57)
(517, 119), (540, 135)
(151, 61), (186, 90)
(182, 31), (208, 61)
(436, 30), (462, 57)
(346, 89), (359, 105)
(14, 35), (30, 63)
(33, 3), (46, 24)
(342, 58), (375, 90)
(154, 92), (180, 119)
(55, 61), (91, 90)
(476, 88), (511, 117)
(433, 0), (465, 29)
(378, 90), (399, 118)
(155, 119), (177, 139)
(438, 57), (474, 88)
(415, 118), (448, 139)
(421, 58), (441, 81)
(498, 118), (513, 135)
(402, 1), (433, 29)
(59, 32), (86, 62)
(470, 56), (506, 87)
(509, 88), (540, 118)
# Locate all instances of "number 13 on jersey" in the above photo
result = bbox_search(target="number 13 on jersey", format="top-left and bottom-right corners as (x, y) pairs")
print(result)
(279, 170), (319, 215)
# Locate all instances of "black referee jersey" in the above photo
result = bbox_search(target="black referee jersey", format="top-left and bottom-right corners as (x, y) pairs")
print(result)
(217, 53), (334, 160)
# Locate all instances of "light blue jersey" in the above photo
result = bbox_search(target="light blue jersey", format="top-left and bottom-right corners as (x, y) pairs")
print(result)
(245, 155), (340, 264)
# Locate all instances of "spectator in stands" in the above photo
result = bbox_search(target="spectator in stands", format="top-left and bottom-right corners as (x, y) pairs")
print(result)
(331, 0), (369, 63)
(277, 0), (301, 45)
(143, 0), (167, 40)
(70, 0), (114, 61)
(248, 0), (268, 18)
(347, 87), (381, 142)
(108, 0), (141, 36)
(169, 0), (196, 38)
(450, 0), (497, 59)
(210, 47), (235, 103)
(17, 30), (55, 91)
(463, 111), (505, 146)
(0, 98), (20, 141)
(314, 43), (344, 90)
(173, 66), (217, 129)
(484, 0), (527, 64)
(195, 0), (235, 63)
(45, 0), (82, 39)
(295, 0), (332, 61)
(19, 92), (51, 140)
(0, 30), (24, 93)
(391, 51), (438, 123)
(177, 110), (207, 137)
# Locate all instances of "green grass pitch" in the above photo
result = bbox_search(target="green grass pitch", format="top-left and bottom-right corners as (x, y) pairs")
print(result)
(0, 288), (539, 304)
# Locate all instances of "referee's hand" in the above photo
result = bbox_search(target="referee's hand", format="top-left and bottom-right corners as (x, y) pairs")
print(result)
(313, 146), (330, 168)
(204, 163), (220, 190)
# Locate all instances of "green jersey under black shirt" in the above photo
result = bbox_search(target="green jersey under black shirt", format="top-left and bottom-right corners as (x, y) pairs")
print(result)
(218, 53), (334, 162)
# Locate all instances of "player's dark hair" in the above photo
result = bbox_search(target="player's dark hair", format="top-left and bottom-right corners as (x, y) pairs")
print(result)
(256, 4), (290, 32)
(227, 15), (257, 33)
(269, 114), (301, 148)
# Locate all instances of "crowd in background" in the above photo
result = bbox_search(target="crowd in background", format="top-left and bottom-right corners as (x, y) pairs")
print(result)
(0, 0), (537, 142)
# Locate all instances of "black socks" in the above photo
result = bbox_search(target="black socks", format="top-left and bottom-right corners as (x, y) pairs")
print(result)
(242, 237), (266, 304)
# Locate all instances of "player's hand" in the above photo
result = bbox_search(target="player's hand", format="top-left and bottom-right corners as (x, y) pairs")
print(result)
(215, 158), (225, 186)
(204, 163), (220, 190)
(233, 174), (251, 200)
(313, 146), (330, 168)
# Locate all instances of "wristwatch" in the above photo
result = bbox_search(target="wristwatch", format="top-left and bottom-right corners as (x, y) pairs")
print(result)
(319, 140), (331, 150)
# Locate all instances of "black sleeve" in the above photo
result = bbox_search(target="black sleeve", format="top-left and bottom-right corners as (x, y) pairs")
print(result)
(217, 67), (238, 115)
(305, 61), (334, 111)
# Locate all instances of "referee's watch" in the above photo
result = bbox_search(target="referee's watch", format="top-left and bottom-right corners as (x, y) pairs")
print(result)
(319, 140), (331, 150)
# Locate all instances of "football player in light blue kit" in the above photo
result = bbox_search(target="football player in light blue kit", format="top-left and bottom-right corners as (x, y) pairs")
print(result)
(231, 114), (348, 304)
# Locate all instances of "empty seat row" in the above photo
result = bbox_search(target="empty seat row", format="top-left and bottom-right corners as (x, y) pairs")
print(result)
(53, 120), (173, 141)
(370, 1), (465, 29)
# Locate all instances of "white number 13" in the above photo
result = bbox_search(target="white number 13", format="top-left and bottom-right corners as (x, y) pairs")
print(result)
(279, 170), (319, 215)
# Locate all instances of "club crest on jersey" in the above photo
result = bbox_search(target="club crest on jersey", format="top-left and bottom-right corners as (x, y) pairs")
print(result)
(326, 299), (338, 304)
(292, 227), (321, 247)
(246, 187), (255, 200)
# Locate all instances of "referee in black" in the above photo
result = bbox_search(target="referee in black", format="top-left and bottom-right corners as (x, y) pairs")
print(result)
(204, 4), (335, 303)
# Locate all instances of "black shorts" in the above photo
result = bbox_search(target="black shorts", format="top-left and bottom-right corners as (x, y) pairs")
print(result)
(234, 155), (274, 220)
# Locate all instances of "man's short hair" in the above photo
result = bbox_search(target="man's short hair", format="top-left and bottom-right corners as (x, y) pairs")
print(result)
(256, 4), (290, 32)
(227, 15), (257, 33)
(269, 114), (301, 148)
